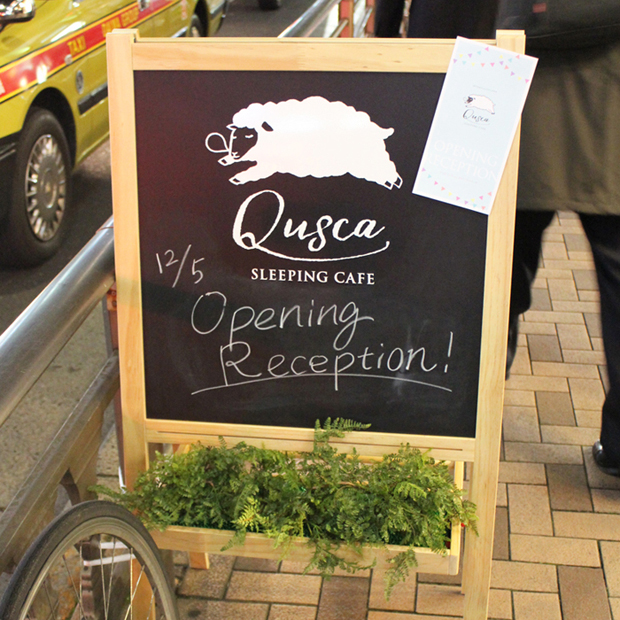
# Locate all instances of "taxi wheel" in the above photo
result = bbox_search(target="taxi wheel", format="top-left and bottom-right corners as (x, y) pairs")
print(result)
(258, 0), (282, 10)
(0, 108), (72, 267)
(188, 14), (205, 37)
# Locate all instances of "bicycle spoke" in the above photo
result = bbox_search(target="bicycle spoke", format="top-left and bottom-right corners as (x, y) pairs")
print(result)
(99, 536), (109, 620)
(43, 576), (57, 620)
(145, 588), (156, 620)
(61, 551), (86, 620)
(105, 537), (118, 620)
(122, 563), (146, 620)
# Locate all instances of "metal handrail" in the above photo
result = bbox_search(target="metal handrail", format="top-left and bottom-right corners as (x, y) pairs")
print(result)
(0, 216), (115, 429)
(0, 0), (374, 576)
(278, 0), (342, 37)
(279, 0), (373, 38)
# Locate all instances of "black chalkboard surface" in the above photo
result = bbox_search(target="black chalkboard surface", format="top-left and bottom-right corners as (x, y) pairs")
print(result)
(134, 70), (488, 438)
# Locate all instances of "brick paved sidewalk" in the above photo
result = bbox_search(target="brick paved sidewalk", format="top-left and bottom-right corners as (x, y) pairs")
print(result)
(97, 211), (620, 620)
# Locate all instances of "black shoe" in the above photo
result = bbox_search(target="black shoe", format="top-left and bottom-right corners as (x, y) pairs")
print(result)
(592, 441), (620, 477)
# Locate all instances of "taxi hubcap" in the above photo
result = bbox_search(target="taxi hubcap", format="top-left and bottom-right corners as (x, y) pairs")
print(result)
(25, 134), (66, 242)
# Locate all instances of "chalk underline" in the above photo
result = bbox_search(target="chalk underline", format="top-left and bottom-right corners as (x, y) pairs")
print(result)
(191, 373), (452, 395)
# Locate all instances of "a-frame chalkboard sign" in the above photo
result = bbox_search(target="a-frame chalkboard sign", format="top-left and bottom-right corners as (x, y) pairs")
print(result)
(107, 30), (524, 620)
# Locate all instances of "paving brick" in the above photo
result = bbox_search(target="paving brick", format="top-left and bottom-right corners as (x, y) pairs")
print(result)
(415, 584), (463, 616)
(530, 287), (552, 311)
(601, 365), (610, 393)
(488, 589), (513, 620)
(536, 392), (575, 426)
(537, 268), (574, 280)
(540, 425), (600, 446)
(177, 556), (236, 599)
(584, 312), (603, 338)
(497, 482), (507, 507)
(513, 592), (561, 620)
(546, 464), (592, 511)
(508, 485), (553, 535)
(531, 361), (599, 379)
(568, 377), (606, 410)
(562, 350), (606, 365)
(602, 542), (620, 597)
(583, 447), (620, 490)
(279, 562), (321, 575)
(578, 289), (600, 301)
(502, 407), (540, 443)
(570, 270), (598, 291)
(317, 576), (369, 620)
(367, 613), (454, 620)
(235, 557), (280, 572)
(610, 598), (620, 620)
(574, 409), (601, 428)
(226, 572), (322, 605)
(523, 310), (584, 325)
(543, 259), (594, 272)
(552, 300), (600, 313)
(542, 242), (568, 261)
(510, 345), (532, 376)
(554, 511), (620, 540)
(368, 569), (415, 612)
(503, 390), (537, 407)
(505, 375), (568, 393)
(177, 599), (269, 620)
(510, 534), (600, 566)
(518, 321), (557, 335)
(493, 506), (510, 561)
(526, 335), (562, 363)
(279, 561), (369, 578)
(591, 489), (620, 513)
(97, 431), (119, 477)
(504, 442), (583, 465)
(547, 278), (578, 301)
(416, 572), (462, 587)
(558, 566), (611, 620)
(268, 605), (317, 620)
(491, 560), (557, 592)
(592, 337), (605, 351)
(563, 233), (590, 252)
(174, 551), (189, 566)
(498, 461), (547, 484)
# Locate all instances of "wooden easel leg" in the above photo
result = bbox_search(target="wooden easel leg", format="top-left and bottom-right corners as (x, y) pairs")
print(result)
(189, 552), (210, 569)
(462, 461), (497, 619)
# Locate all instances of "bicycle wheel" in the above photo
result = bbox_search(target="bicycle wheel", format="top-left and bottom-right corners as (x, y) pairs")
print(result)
(0, 501), (178, 620)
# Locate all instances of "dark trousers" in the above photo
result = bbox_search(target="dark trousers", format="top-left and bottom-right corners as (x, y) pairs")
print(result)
(508, 211), (620, 465)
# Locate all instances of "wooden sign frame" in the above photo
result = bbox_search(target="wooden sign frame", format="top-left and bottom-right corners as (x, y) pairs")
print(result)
(107, 30), (524, 620)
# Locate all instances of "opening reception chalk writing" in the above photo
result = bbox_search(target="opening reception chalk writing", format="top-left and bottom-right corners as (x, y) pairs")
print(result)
(134, 70), (488, 437)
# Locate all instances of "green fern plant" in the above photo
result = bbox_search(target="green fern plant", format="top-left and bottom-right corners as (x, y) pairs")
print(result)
(94, 418), (476, 598)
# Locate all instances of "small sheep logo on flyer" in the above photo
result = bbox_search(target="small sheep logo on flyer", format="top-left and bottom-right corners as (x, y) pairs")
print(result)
(413, 37), (537, 215)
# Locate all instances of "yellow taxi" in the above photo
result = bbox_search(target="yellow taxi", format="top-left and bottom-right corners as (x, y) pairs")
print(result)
(0, 0), (226, 266)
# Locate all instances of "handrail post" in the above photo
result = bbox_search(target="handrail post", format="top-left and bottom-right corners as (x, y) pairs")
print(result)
(338, 0), (354, 37)
(365, 0), (375, 35)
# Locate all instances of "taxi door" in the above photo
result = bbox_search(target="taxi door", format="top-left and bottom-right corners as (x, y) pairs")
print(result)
(78, 0), (154, 157)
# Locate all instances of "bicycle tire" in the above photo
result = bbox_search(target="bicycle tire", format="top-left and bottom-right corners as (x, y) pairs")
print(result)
(0, 500), (178, 620)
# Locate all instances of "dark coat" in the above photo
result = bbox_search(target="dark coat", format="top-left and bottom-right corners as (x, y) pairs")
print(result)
(517, 42), (620, 215)
(374, 0), (497, 39)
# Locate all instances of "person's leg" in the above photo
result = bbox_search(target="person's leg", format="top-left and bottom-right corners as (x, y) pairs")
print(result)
(507, 211), (555, 374)
(580, 214), (620, 472)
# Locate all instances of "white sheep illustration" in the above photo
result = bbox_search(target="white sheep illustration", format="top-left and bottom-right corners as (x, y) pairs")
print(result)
(205, 96), (402, 189)
(464, 95), (496, 115)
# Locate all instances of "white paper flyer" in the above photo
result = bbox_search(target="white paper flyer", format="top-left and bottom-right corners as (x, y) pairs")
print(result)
(412, 37), (538, 215)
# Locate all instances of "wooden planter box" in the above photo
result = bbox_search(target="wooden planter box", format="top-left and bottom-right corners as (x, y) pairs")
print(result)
(150, 462), (464, 576)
